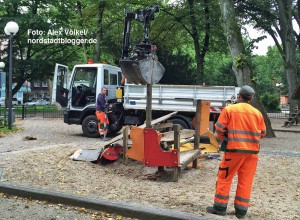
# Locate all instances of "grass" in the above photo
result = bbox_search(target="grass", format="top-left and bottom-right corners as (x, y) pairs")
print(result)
(0, 117), (22, 136)
(0, 105), (61, 115)
(0, 124), (19, 135)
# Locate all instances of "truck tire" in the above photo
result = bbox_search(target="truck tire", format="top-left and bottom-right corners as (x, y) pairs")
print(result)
(82, 115), (100, 138)
(109, 122), (122, 135)
(170, 115), (193, 129)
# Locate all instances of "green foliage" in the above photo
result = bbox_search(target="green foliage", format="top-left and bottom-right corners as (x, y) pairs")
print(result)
(234, 53), (249, 68)
(0, 118), (7, 128)
(235, 0), (300, 107)
(203, 51), (237, 86)
(0, 0), (84, 95)
(0, 118), (18, 132)
(260, 92), (280, 111)
(0, 0), (291, 99)
(252, 46), (286, 95)
(158, 49), (196, 85)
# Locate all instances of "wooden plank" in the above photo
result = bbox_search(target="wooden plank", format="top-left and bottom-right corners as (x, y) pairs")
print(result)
(179, 149), (200, 169)
(193, 100), (201, 168)
(146, 84), (152, 128)
(70, 148), (103, 161)
(123, 126), (129, 165)
(179, 137), (194, 146)
(161, 129), (194, 142)
(98, 111), (178, 147)
(152, 122), (173, 131)
(141, 111), (178, 128)
(173, 167), (179, 182)
(173, 125), (180, 182)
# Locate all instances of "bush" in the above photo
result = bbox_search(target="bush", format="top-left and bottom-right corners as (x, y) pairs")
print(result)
(260, 93), (280, 111)
(0, 118), (7, 128)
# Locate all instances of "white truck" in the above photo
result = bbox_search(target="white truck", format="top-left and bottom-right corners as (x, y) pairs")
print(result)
(52, 63), (240, 138)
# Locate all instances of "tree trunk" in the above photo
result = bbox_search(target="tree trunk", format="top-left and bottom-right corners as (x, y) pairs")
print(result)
(187, 0), (202, 83)
(276, 0), (300, 113)
(93, 0), (106, 63)
(187, 0), (210, 84)
(76, 1), (88, 62)
(219, 0), (276, 138)
(200, 0), (210, 85)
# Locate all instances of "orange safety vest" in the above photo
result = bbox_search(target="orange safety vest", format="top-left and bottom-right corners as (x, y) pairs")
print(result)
(215, 102), (266, 154)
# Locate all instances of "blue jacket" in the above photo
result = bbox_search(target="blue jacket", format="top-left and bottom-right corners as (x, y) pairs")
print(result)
(96, 93), (106, 111)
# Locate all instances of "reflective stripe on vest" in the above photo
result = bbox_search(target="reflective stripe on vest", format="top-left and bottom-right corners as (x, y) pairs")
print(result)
(215, 103), (266, 153)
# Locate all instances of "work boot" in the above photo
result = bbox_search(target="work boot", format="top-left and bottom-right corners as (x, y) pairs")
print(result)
(235, 213), (246, 219)
(206, 206), (226, 216)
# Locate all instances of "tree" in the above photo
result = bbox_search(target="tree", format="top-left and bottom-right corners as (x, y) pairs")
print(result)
(158, 48), (196, 85)
(93, 0), (106, 63)
(219, 0), (276, 137)
(0, 0), (83, 101)
(253, 46), (286, 97)
(204, 51), (236, 86)
(235, 0), (300, 114)
(276, 0), (300, 111)
(159, 0), (226, 84)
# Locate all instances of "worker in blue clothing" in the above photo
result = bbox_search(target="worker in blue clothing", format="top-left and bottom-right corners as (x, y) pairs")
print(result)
(95, 87), (109, 140)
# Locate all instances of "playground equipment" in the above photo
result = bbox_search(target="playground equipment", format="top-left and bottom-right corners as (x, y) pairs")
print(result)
(123, 100), (219, 182)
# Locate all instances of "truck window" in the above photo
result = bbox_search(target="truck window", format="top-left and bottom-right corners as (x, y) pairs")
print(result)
(71, 67), (97, 107)
(57, 67), (68, 89)
(118, 71), (122, 85)
(104, 69), (109, 85)
(110, 73), (117, 85)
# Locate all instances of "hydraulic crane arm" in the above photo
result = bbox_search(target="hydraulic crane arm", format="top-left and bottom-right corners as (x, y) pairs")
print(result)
(119, 5), (164, 85)
(121, 5), (159, 59)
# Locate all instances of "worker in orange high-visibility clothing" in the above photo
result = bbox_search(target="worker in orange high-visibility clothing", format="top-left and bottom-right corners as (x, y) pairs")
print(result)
(95, 87), (109, 140)
(207, 85), (266, 219)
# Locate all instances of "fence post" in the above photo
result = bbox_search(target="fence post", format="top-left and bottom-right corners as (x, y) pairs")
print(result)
(22, 105), (25, 119)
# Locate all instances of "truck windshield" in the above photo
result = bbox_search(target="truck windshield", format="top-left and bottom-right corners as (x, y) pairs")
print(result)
(71, 67), (97, 107)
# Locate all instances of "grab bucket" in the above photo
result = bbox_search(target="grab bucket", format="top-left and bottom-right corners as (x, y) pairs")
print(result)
(119, 57), (165, 85)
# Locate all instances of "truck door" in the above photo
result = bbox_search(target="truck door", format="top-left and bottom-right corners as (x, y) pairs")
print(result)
(71, 67), (97, 108)
(102, 68), (120, 100)
(52, 64), (70, 108)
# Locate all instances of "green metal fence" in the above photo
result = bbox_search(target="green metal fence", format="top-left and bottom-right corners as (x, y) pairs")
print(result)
(0, 105), (64, 120)
(0, 105), (290, 122)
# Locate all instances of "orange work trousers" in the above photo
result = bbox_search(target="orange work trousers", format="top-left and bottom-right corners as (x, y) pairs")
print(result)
(213, 152), (258, 216)
(95, 111), (109, 135)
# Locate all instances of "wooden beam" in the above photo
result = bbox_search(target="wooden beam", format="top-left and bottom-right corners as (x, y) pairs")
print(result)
(193, 100), (201, 168)
(173, 124), (181, 182)
(123, 126), (129, 165)
(98, 111), (178, 147)
(141, 111), (178, 128)
(146, 84), (153, 128)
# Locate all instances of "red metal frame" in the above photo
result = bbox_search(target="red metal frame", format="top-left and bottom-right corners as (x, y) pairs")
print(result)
(143, 128), (179, 167)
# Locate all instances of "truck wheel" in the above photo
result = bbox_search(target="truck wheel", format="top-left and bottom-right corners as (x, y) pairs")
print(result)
(170, 115), (192, 130)
(109, 123), (122, 135)
(82, 115), (100, 138)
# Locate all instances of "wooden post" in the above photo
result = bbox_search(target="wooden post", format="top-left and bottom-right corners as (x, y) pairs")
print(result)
(123, 126), (129, 165)
(173, 124), (180, 182)
(146, 83), (152, 128)
(193, 99), (202, 168)
(146, 83), (163, 171)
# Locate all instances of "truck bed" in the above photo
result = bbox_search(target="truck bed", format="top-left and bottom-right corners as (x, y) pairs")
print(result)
(123, 84), (240, 113)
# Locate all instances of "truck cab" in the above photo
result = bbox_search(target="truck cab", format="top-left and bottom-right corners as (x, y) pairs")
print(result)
(52, 63), (123, 137)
